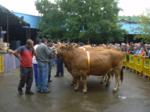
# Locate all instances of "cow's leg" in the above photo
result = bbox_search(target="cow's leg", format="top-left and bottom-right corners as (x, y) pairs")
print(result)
(74, 76), (80, 91)
(100, 74), (107, 85)
(100, 76), (104, 84)
(101, 74), (110, 87)
(82, 76), (87, 93)
(113, 70), (120, 92)
(105, 73), (111, 87)
(71, 77), (76, 86)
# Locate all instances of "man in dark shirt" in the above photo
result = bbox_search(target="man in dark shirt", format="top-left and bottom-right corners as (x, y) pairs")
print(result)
(9, 39), (35, 95)
(55, 57), (64, 77)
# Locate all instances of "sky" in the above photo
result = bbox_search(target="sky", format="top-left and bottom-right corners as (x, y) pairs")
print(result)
(0, 0), (150, 16)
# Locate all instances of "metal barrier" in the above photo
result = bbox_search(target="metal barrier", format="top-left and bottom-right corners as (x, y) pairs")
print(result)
(1, 53), (150, 78)
(123, 54), (128, 67)
(0, 55), (4, 73)
(0, 54), (20, 73)
(124, 54), (150, 77)
(134, 55), (143, 73)
(4, 54), (20, 72)
(128, 55), (135, 70)
(143, 57), (150, 77)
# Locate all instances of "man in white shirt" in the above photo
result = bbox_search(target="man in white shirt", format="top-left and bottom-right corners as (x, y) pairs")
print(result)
(32, 39), (41, 86)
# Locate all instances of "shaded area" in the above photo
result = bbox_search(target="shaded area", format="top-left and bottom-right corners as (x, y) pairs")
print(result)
(0, 4), (29, 44)
(0, 68), (150, 112)
(0, 5), (38, 48)
(13, 12), (41, 29)
(0, 5), (28, 27)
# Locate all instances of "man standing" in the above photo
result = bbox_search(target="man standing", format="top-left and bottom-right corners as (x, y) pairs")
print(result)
(32, 38), (41, 86)
(36, 38), (53, 93)
(9, 39), (35, 95)
(48, 42), (55, 83)
(55, 57), (64, 77)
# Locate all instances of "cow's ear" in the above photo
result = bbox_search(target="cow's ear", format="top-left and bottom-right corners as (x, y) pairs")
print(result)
(61, 43), (67, 49)
(74, 43), (79, 48)
(67, 42), (71, 46)
(57, 42), (61, 45)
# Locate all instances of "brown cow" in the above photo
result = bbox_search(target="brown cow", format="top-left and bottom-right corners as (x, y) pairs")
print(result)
(79, 45), (123, 86)
(57, 44), (124, 93)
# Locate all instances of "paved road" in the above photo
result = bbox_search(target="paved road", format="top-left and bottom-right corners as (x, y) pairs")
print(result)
(0, 67), (150, 112)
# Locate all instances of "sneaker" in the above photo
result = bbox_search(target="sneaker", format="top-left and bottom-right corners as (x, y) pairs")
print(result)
(42, 90), (50, 94)
(54, 75), (59, 77)
(37, 89), (41, 93)
(25, 91), (34, 95)
(48, 80), (52, 83)
(40, 89), (50, 94)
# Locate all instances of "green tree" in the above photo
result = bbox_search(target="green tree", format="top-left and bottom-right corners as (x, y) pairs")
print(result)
(36, 0), (125, 43)
(35, 0), (65, 40)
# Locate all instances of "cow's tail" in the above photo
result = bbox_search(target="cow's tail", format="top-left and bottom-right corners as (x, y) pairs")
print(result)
(120, 66), (124, 82)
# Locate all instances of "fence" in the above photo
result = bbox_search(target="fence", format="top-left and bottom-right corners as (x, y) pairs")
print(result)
(123, 54), (150, 77)
(0, 54), (20, 73)
(1, 53), (150, 77)
(0, 55), (4, 73)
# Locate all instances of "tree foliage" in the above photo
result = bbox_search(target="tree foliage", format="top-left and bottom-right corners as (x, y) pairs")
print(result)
(35, 0), (125, 43)
(35, 0), (65, 40)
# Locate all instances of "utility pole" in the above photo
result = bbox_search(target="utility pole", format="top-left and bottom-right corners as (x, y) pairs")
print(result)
(6, 13), (9, 42)
(0, 26), (3, 42)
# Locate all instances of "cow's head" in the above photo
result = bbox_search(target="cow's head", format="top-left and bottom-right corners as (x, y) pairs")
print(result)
(55, 42), (79, 59)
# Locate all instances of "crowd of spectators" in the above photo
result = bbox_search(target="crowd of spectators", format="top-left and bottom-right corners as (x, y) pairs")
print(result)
(120, 42), (150, 57)
(105, 42), (150, 58)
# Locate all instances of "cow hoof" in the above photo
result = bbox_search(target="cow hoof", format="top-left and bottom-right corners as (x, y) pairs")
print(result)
(74, 87), (79, 91)
(82, 89), (87, 94)
(70, 83), (74, 86)
(105, 82), (110, 88)
(100, 81), (103, 84)
(113, 88), (118, 93)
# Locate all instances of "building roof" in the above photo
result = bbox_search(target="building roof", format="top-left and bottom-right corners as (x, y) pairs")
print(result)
(118, 16), (140, 23)
(0, 5), (29, 27)
(119, 22), (142, 34)
(118, 16), (142, 34)
(13, 12), (41, 29)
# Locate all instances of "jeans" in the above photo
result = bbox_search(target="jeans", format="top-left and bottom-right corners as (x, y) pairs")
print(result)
(18, 67), (33, 92)
(37, 62), (49, 92)
(33, 64), (38, 86)
(56, 58), (64, 76)
(48, 60), (52, 82)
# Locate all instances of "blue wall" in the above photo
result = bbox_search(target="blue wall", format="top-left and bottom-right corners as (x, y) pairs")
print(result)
(119, 22), (142, 34)
(13, 12), (41, 29)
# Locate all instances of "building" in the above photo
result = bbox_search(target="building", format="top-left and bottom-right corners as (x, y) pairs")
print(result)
(119, 16), (142, 42)
(13, 12), (41, 29)
(13, 12), (41, 44)
(0, 5), (41, 49)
